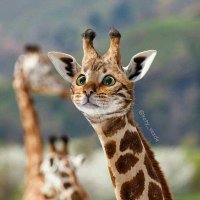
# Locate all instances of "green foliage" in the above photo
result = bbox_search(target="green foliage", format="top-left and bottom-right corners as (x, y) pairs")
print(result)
(122, 17), (200, 144)
(0, 85), (21, 141)
(175, 191), (200, 200)
(0, 145), (24, 200)
(185, 148), (200, 191)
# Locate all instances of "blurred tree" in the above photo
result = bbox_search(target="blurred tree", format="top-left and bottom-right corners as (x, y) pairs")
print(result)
(88, 12), (105, 31)
(111, 1), (133, 26)
(186, 32), (200, 143)
(53, 27), (79, 51)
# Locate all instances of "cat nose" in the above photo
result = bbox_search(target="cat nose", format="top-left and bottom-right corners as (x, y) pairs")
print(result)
(84, 89), (94, 96)
(83, 82), (96, 96)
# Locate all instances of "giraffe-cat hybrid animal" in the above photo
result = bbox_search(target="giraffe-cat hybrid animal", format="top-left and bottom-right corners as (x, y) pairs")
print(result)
(48, 28), (173, 200)
(41, 136), (90, 200)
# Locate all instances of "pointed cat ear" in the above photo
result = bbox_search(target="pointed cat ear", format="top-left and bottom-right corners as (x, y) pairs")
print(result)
(124, 50), (157, 82)
(48, 52), (80, 82)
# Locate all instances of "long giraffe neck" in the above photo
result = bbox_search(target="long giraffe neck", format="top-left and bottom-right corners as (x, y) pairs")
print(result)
(89, 111), (173, 200)
(13, 69), (45, 200)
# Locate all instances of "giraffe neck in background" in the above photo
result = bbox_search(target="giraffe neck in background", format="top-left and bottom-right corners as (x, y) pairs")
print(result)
(13, 69), (43, 179)
(90, 112), (168, 200)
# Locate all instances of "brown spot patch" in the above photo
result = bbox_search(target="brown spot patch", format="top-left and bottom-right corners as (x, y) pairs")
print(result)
(144, 154), (159, 181)
(71, 191), (82, 200)
(115, 153), (139, 174)
(135, 125), (173, 200)
(120, 170), (145, 200)
(102, 116), (126, 137)
(120, 130), (143, 154)
(148, 182), (163, 200)
(60, 171), (69, 177)
(108, 167), (116, 187)
(104, 140), (116, 159)
(63, 182), (72, 189)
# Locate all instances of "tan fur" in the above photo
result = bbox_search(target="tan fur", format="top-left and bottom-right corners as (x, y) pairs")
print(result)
(13, 69), (48, 200)
(82, 29), (99, 66)
(49, 28), (173, 200)
(15, 47), (70, 97)
(103, 28), (122, 66)
(41, 138), (90, 200)
(135, 124), (173, 199)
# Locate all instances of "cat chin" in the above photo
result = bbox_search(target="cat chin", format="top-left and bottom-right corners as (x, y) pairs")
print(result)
(74, 102), (126, 118)
(75, 105), (106, 116)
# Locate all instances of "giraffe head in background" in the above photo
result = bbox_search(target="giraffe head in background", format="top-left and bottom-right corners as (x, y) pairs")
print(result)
(41, 135), (85, 199)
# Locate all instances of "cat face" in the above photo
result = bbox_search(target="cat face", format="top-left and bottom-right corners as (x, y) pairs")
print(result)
(48, 49), (156, 120)
(70, 59), (133, 118)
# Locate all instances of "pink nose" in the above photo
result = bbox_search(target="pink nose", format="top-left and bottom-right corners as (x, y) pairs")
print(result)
(84, 89), (94, 96)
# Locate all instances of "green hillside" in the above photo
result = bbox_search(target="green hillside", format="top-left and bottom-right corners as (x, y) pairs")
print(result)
(1, 16), (199, 144)
(1, 0), (200, 77)
(122, 17), (200, 144)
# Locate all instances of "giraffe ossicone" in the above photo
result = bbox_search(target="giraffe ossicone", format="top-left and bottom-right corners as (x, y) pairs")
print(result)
(48, 28), (173, 200)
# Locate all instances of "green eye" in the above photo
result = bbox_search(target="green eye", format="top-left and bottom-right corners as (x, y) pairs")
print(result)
(102, 75), (116, 86)
(76, 75), (86, 86)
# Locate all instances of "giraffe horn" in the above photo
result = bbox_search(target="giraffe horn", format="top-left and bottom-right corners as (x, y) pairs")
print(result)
(48, 135), (57, 153)
(24, 44), (41, 53)
(61, 135), (69, 154)
(81, 29), (98, 66)
(103, 27), (122, 66)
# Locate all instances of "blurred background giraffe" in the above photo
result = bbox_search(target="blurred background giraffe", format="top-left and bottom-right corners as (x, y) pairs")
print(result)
(12, 47), (75, 200)
(14, 45), (70, 97)
(41, 136), (89, 200)
(13, 65), (48, 200)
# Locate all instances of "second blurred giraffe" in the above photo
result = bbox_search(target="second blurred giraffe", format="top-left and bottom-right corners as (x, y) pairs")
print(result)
(41, 136), (90, 200)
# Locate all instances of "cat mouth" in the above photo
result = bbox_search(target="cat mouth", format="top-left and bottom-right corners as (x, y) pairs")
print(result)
(82, 98), (99, 108)
(83, 102), (99, 108)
